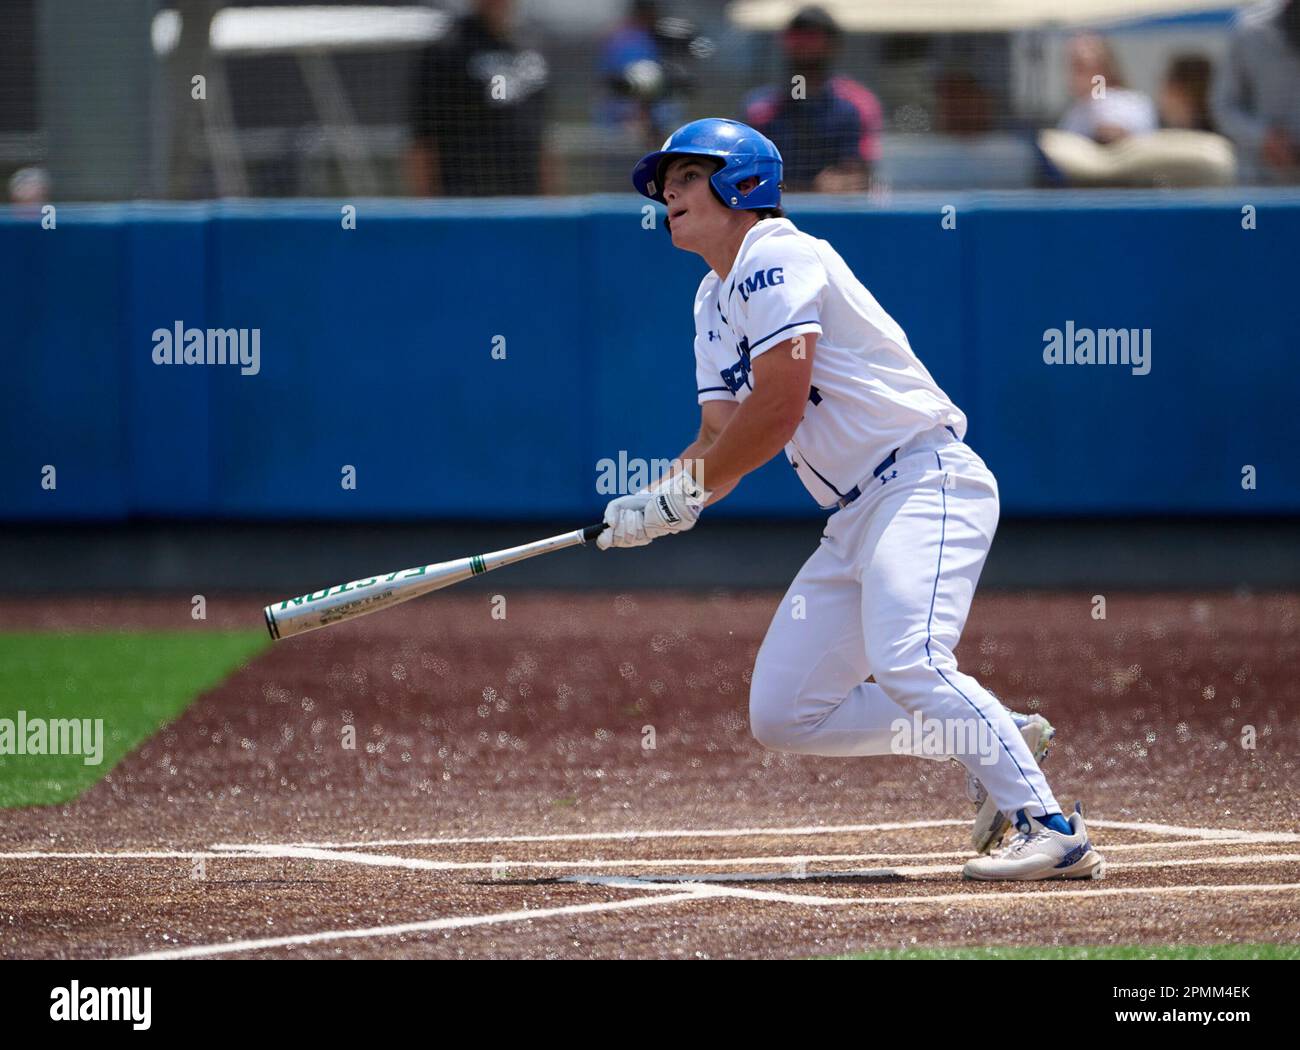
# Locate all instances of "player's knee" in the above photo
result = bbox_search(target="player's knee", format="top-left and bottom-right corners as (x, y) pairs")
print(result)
(749, 710), (799, 752)
(748, 694), (793, 751)
(748, 668), (801, 752)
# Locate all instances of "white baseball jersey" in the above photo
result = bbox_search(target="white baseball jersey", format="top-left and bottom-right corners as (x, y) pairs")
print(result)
(693, 218), (967, 508)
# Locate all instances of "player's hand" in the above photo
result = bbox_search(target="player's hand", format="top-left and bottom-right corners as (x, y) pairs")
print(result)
(642, 471), (710, 540)
(596, 493), (653, 550)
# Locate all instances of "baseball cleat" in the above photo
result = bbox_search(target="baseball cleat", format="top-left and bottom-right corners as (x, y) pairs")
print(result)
(968, 711), (1055, 854)
(962, 802), (1104, 881)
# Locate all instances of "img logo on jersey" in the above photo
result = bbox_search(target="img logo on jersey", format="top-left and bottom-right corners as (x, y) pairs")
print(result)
(736, 267), (784, 303)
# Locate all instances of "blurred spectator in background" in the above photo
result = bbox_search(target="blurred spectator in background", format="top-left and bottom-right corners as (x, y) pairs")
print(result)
(8, 166), (49, 206)
(743, 5), (882, 193)
(877, 34), (936, 134)
(935, 69), (995, 134)
(596, 1), (707, 150)
(1213, 0), (1300, 182)
(1058, 33), (1158, 144)
(1159, 55), (1215, 132)
(406, 0), (552, 196)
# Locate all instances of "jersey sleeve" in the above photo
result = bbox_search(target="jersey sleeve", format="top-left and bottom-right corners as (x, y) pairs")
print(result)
(692, 278), (734, 404)
(696, 352), (734, 403)
(731, 232), (826, 362)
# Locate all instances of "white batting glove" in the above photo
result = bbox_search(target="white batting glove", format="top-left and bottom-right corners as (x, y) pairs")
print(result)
(642, 471), (710, 540)
(596, 493), (653, 550)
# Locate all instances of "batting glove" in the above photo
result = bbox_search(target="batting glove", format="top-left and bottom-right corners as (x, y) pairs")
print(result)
(596, 493), (653, 550)
(642, 471), (710, 540)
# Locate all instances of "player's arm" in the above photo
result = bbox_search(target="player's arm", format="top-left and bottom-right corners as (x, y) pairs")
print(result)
(603, 338), (812, 549)
(674, 400), (739, 506)
(693, 335), (815, 496)
(597, 400), (739, 550)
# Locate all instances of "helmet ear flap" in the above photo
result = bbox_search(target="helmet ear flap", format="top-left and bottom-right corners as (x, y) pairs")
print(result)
(633, 119), (784, 208)
(706, 156), (737, 208)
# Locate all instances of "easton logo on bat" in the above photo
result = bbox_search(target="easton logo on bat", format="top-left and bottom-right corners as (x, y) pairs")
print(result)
(317, 590), (399, 625)
(277, 566), (434, 609)
(264, 526), (599, 640)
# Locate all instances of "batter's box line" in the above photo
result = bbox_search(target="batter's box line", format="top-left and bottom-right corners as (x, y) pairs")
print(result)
(186, 844), (1300, 881)
(0, 838), (1271, 867)
(5, 827), (1296, 868)
(118, 877), (1300, 961)
(567, 875), (1300, 909)
(210, 818), (1300, 853)
(558, 852), (1300, 883)
(119, 888), (710, 961)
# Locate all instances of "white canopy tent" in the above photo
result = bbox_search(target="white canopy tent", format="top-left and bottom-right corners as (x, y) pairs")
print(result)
(730, 0), (1242, 145)
(726, 0), (1238, 33)
(152, 6), (451, 196)
(151, 6), (449, 57)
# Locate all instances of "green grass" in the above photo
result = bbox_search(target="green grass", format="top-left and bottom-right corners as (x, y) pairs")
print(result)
(0, 631), (268, 807)
(830, 944), (1300, 960)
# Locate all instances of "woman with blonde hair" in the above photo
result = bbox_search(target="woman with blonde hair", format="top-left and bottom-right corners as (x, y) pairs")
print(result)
(1058, 33), (1158, 144)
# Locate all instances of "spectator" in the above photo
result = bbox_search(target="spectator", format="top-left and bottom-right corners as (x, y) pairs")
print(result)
(8, 166), (50, 205)
(743, 5), (882, 193)
(1058, 33), (1158, 144)
(1160, 55), (1215, 132)
(596, 1), (703, 149)
(406, 0), (552, 196)
(935, 69), (995, 135)
(1212, 0), (1300, 182)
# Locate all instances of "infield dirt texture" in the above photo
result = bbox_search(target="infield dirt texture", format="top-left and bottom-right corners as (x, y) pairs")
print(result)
(1, 591), (1296, 959)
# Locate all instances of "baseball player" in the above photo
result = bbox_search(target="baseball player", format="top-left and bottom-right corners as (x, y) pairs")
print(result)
(600, 118), (1104, 881)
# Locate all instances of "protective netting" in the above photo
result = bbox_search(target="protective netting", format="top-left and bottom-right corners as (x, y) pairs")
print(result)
(4, 0), (1298, 201)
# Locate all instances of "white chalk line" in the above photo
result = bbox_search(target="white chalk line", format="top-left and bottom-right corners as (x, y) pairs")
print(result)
(558, 853), (1300, 883)
(211, 818), (1300, 852)
(6, 820), (1296, 869)
(1088, 819), (1297, 842)
(179, 840), (1300, 876)
(0, 850), (267, 861)
(568, 875), (1300, 909)
(0, 836), (1262, 868)
(46, 818), (1283, 959)
(124, 875), (1300, 959)
(119, 888), (707, 961)
(4, 819), (1286, 863)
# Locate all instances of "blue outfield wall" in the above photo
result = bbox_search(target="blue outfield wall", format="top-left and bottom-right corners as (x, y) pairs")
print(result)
(1, 191), (1297, 522)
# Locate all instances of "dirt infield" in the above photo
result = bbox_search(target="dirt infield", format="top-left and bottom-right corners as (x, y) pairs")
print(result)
(1, 590), (1297, 959)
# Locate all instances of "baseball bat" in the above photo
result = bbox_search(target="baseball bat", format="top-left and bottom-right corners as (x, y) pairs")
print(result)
(263, 522), (607, 641)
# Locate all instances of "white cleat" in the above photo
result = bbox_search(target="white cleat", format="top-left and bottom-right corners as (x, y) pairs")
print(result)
(968, 712), (1055, 854)
(962, 803), (1104, 882)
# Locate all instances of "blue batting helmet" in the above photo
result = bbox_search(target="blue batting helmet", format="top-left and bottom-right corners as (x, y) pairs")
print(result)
(632, 118), (783, 211)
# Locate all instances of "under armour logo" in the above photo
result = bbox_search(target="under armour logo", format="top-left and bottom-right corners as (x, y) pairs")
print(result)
(880, 469), (898, 485)
(707, 330), (720, 342)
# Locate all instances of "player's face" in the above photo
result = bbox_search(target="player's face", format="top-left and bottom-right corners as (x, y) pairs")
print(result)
(660, 158), (730, 252)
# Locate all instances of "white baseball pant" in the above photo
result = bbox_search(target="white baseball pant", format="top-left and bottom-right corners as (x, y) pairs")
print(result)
(749, 426), (1061, 821)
